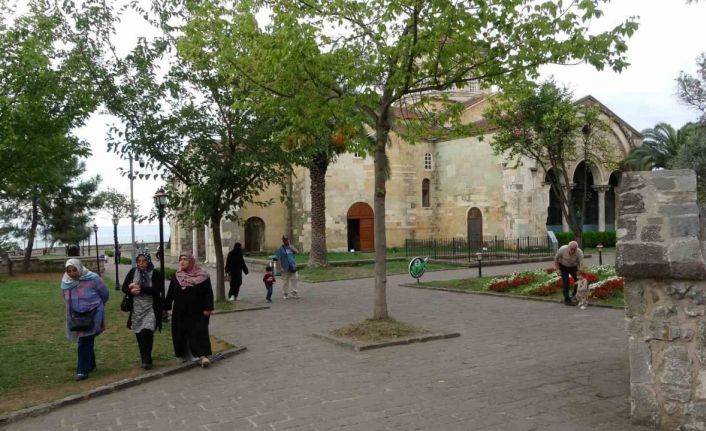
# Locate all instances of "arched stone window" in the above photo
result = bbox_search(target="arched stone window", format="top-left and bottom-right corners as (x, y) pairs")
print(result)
(424, 153), (433, 170)
(422, 178), (431, 207)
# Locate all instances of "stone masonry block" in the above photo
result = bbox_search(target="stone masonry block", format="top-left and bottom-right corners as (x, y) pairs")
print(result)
(618, 217), (637, 241)
(621, 172), (647, 192)
(621, 192), (646, 215)
(629, 337), (653, 384)
(654, 177), (677, 191)
(631, 383), (659, 427)
(624, 280), (646, 318)
(671, 216), (702, 239)
(641, 224), (663, 242)
(660, 203), (700, 217)
(617, 243), (669, 278)
(669, 239), (706, 280)
(660, 345), (692, 388)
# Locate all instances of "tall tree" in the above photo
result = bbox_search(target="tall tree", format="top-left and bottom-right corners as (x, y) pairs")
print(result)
(484, 81), (618, 247)
(677, 53), (706, 124)
(218, 0), (638, 319)
(622, 122), (696, 171)
(0, 1), (103, 269)
(101, 5), (293, 301)
(40, 158), (102, 247)
(670, 124), (706, 202)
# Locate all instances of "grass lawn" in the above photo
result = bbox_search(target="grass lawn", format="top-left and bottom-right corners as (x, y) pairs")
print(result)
(0, 273), (231, 414)
(298, 260), (460, 283)
(247, 249), (408, 264)
(416, 265), (625, 307)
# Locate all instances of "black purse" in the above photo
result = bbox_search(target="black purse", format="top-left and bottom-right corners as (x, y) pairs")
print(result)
(120, 293), (133, 312)
(68, 288), (97, 331)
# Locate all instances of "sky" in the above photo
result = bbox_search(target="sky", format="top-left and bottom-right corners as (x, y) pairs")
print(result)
(74, 0), (706, 229)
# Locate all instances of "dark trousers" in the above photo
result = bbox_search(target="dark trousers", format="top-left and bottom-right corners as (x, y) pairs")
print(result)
(227, 279), (242, 299)
(77, 335), (96, 375)
(559, 264), (578, 301)
(172, 315), (212, 358)
(266, 285), (273, 300)
(135, 329), (154, 365)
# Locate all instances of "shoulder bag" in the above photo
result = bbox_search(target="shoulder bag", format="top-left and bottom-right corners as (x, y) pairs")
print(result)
(68, 287), (97, 331)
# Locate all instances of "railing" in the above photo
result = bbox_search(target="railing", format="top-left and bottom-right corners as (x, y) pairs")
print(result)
(405, 235), (554, 262)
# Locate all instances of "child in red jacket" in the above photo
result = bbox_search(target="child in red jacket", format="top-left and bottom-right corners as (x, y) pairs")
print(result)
(263, 266), (275, 303)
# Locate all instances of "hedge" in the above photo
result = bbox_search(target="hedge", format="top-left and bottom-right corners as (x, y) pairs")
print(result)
(555, 231), (616, 247)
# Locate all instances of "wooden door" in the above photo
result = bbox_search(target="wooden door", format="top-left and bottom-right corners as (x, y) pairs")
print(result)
(347, 202), (374, 252)
(467, 207), (482, 250)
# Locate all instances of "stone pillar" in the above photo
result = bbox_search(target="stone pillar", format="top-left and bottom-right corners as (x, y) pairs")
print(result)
(204, 224), (210, 264)
(617, 170), (706, 430)
(192, 229), (198, 261)
(594, 185), (610, 232)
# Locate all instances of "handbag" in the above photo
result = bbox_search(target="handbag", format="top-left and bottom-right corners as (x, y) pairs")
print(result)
(120, 293), (133, 312)
(68, 288), (97, 331)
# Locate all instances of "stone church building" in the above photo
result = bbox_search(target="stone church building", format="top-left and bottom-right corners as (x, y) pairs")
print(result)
(169, 88), (642, 262)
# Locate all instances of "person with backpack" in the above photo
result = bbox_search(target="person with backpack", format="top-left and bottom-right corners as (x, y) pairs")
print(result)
(275, 235), (299, 299)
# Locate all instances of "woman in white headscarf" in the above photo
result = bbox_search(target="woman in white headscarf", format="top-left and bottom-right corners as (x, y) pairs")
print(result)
(61, 258), (109, 381)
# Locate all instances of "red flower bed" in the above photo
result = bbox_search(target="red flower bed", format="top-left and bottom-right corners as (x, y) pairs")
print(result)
(590, 277), (624, 299)
(488, 274), (536, 292)
(580, 271), (599, 283)
(544, 268), (556, 274)
(530, 278), (562, 296)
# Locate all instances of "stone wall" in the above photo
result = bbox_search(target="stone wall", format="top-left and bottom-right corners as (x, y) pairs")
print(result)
(618, 169), (706, 430)
(0, 257), (104, 276)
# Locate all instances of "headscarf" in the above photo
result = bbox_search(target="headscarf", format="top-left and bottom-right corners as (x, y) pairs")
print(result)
(133, 252), (154, 288)
(175, 251), (209, 289)
(61, 258), (98, 290)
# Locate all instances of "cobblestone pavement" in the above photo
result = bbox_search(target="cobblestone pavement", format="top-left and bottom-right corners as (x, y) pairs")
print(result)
(9, 252), (651, 430)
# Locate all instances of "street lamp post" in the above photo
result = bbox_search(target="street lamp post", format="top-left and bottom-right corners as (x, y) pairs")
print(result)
(93, 224), (100, 275)
(596, 243), (604, 266)
(476, 252), (483, 278)
(153, 188), (168, 287)
(112, 215), (120, 290)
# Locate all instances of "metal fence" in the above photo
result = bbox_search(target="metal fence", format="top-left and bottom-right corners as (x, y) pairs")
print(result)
(404, 236), (555, 262)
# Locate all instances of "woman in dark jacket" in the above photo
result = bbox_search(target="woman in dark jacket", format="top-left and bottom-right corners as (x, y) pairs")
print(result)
(165, 251), (214, 367)
(121, 253), (164, 370)
(224, 242), (248, 301)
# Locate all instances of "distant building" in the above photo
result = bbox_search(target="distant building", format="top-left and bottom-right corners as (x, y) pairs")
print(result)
(169, 88), (641, 263)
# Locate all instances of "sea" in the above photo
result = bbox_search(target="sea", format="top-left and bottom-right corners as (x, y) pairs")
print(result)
(93, 223), (171, 247)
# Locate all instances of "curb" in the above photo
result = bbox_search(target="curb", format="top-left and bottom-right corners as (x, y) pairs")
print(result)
(212, 303), (270, 315)
(0, 346), (247, 427)
(311, 331), (461, 352)
(400, 283), (624, 310)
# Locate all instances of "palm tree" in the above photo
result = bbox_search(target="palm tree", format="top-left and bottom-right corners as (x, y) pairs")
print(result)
(622, 122), (696, 170)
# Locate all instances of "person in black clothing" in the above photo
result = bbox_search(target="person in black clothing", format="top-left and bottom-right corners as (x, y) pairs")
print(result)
(164, 251), (214, 367)
(121, 253), (164, 369)
(224, 242), (248, 302)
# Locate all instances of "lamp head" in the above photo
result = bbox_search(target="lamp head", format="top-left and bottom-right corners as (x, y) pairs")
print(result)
(476, 252), (482, 261)
(112, 215), (119, 226)
(92, 224), (98, 233)
(596, 244), (604, 251)
(153, 188), (168, 208)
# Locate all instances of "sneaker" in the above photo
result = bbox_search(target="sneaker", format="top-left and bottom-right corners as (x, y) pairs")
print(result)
(75, 373), (88, 381)
(283, 294), (289, 299)
(291, 290), (299, 297)
(266, 298), (272, 302)
(563, 299), (574, 306)
(141, 363), (153, 370)
(227, 296), (235, 302)
(199, 357), (211, 368)
(580, 305), (587, 310)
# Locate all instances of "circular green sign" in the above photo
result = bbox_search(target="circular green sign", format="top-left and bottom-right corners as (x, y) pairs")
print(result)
(408, 256), (428, 279)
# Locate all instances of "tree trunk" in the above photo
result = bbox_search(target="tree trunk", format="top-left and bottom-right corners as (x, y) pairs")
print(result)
(211, 215), (226, 302)
(373, 114), (390, 320)
(308, 152), (329, 268)
(22, 195), (39, 271)
(579, 162), (588, 249)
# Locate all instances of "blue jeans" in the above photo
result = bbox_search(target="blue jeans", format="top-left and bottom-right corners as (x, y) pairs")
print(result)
(77, 335), (96, 375)
(559, 264), (578, 301)
(265, 285), (273, 300)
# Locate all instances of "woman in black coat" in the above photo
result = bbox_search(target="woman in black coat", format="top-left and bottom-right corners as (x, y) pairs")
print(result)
(224, 242), (248, 301)
(121, 253), (164, 369)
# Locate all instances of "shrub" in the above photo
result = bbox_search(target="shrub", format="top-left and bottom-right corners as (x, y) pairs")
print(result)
(105, 250), (114, 257)
(120, 257), (132, 265)
(164, 266), (177, 282)
(554, 231), (616, 248)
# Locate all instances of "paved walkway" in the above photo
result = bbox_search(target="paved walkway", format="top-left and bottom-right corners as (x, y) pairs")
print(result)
(9, 252), (651, 431)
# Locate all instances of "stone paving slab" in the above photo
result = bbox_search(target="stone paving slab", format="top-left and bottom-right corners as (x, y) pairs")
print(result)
(3, 252), (650, 431)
